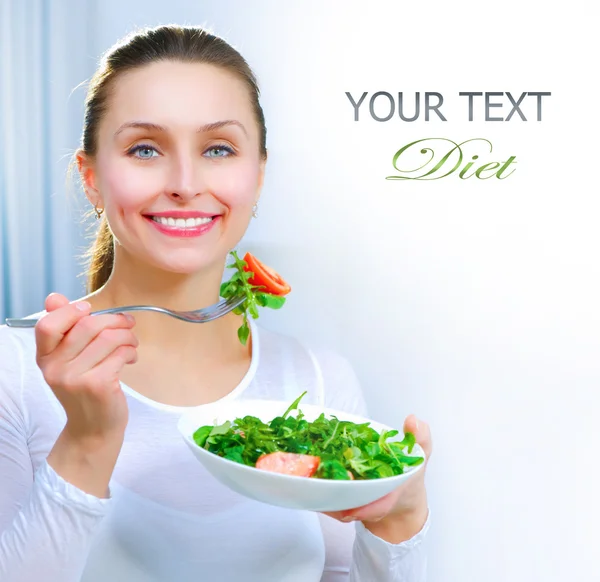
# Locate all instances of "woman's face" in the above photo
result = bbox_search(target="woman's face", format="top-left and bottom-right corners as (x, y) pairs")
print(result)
(83, 60), (265, 274)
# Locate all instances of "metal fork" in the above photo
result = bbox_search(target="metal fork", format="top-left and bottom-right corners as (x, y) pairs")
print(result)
(4, 294), (247, 327)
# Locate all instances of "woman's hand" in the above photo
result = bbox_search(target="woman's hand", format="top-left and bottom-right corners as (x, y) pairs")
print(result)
(323, 414), (432, 544)
(36, 293), (138, 497)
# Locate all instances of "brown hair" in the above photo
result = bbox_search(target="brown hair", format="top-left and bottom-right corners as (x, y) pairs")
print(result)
(81, 25), (267, 293)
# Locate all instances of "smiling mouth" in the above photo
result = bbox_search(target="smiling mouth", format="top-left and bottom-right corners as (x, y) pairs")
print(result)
(148, 215), (215, 228)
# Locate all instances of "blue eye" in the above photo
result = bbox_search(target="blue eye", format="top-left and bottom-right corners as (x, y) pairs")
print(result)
(205, 145), (235, 158)
(128, 145), (159, 159)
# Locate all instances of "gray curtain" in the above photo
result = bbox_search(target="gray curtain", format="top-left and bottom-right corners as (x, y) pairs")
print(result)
(0, 0), (97, 321)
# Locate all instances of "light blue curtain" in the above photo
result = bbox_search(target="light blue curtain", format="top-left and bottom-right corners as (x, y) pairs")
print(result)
(0, 0), (96, 321)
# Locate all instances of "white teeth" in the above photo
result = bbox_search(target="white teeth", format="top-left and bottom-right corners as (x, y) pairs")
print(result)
(151, 216), (213, 228)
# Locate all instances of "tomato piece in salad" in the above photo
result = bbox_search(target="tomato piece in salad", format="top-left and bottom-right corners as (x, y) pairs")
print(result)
(255, 452), (320, 477)
(243, 252), (291, 296)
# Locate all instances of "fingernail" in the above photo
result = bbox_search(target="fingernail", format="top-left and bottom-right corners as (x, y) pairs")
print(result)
(341, 515), (356, 523)
(116, 312), (134, 322)
(371, 514), (386, 522)
(76, 301), (91, 311)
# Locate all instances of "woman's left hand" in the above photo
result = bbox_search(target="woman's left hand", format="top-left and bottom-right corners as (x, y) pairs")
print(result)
(322, 414), (432, 544)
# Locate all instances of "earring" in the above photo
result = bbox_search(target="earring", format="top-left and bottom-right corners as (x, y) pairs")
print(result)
(94, 205), (104, 219)
(252, 203), (258, 218)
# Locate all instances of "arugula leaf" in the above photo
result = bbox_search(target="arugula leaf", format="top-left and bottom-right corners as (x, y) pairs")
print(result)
(238, 322), (250, 345)
(209, 421), (232, 436)
(322, 418), (340, 450)
(193, 425), (213, 448)
(315, 459), (351, 480)
(396, 431), (417, 454)
(255, 293), (286, 309)
(282, 390), (308, 419)
(223, 444), (245, 465)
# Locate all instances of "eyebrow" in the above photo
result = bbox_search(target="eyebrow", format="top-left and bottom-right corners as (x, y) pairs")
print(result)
(114, 119), (248, 137)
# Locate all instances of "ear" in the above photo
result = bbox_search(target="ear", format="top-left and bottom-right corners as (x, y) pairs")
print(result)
(76, 149), (102, 208)
(255, 156), (267, 204)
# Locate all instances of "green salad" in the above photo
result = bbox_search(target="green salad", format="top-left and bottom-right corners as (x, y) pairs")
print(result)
(193, 392), (424, 480)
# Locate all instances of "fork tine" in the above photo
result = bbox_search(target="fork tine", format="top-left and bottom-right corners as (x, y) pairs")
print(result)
(194, 294), (245, 322)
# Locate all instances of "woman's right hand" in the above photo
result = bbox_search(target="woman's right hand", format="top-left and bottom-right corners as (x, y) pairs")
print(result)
(35, 292), (138, 497)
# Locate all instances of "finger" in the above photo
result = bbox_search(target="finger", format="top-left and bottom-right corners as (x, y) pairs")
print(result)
(35, 297), (92, 357)
(403, 414), (432, 459)
(70, 327), (139, 373)
(100, 345), (138, 373)
(323, 490), (399, 523)
(45, 293), (70, 312)
(80, 345), (139, 391)
(71, 346), (137, 406)
(56, 313), (136, 363)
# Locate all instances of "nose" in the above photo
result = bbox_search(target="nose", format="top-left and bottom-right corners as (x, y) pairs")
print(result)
(166, 151), (206, 202)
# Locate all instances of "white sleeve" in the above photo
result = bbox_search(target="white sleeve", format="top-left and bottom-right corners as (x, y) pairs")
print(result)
(0, 327), (112, 582)
(313, 348), (430, 582)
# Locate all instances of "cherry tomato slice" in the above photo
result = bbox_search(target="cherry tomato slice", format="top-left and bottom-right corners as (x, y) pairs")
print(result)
(255, 452), (320, 477)
(243, 252), (291, 296)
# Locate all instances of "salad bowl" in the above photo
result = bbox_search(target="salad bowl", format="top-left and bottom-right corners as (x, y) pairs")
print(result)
(178, 398), (425, 512)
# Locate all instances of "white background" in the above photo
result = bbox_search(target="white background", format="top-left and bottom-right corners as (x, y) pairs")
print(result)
(10, 1), (600, 580)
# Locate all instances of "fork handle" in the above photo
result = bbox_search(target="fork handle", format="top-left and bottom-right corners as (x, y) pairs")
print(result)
(4, 306), (146, 328)
(4, 318), (40, 328)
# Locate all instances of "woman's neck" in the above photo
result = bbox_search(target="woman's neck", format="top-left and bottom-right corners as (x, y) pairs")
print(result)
(83, 252), (243, 354)
(80, 251), (253, 406)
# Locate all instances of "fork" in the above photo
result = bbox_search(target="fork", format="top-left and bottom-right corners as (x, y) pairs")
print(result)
(4, 294), (247, 327)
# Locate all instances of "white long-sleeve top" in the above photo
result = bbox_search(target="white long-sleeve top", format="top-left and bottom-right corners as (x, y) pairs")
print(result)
(0, 317), (429, 581)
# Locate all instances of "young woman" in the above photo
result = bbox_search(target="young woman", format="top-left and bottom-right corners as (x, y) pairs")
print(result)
(0, 25), (431, 581)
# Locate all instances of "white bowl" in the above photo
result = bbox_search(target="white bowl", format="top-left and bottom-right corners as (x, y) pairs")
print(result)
(178, 399), (425, 512)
